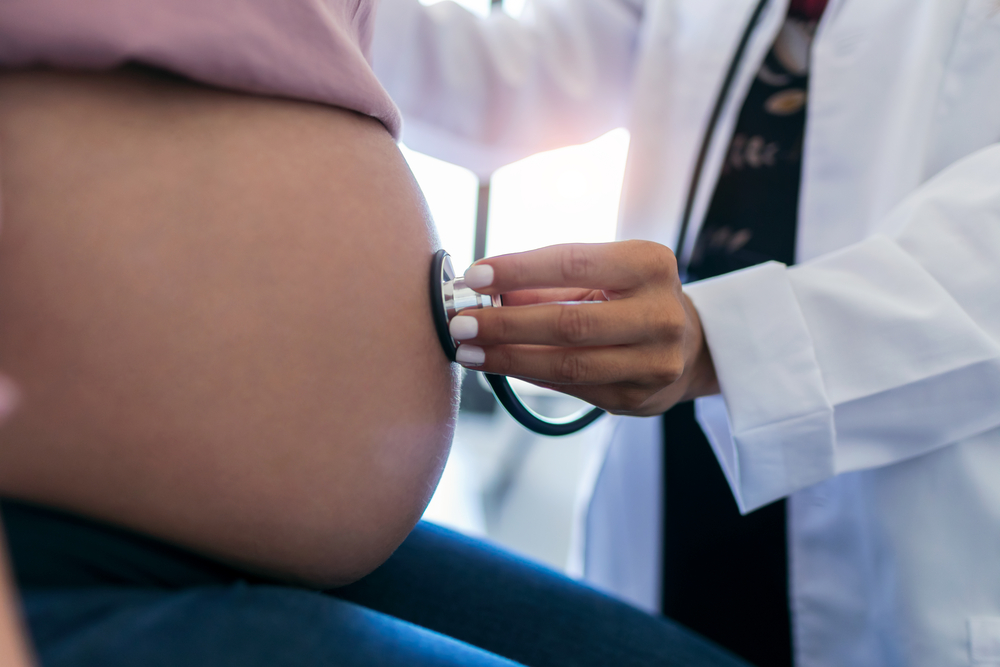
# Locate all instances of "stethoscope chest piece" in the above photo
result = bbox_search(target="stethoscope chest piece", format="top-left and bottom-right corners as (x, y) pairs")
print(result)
(431, 249), (501, 361)
(430, 249), (604, 436)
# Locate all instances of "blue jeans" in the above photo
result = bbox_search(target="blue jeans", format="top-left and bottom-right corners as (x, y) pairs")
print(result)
(4, 501), (753, 667)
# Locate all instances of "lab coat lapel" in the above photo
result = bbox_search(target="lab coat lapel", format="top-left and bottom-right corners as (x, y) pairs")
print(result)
(585, 1), (788, 613)
(617, 0), (788, 259)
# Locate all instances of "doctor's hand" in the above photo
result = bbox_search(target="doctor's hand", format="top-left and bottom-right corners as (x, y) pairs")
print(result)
(450, 241), (720, 416)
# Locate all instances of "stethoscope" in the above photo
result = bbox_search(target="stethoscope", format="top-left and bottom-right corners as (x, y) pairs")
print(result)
(430, 249), (605, 436)
(429, 0), (770, 436)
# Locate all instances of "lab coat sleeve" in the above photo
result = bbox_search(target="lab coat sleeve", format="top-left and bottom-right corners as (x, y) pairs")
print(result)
(371, 0), (643, 176)
(684, 143), (1000, 513)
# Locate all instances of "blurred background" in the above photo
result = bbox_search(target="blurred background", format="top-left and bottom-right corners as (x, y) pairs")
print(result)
(407, 0), (631, 574)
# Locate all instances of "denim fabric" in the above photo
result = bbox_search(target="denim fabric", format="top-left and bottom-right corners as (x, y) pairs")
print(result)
(5, 501), (753, 667)
(24, 585), (522, 667)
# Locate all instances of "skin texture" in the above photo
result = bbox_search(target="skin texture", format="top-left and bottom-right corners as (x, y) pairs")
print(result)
(0, 68), (460, 587)
(450, 241), (720, 416)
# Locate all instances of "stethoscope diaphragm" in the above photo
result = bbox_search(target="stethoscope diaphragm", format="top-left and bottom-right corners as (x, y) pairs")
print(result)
(430, 249), (604, 436)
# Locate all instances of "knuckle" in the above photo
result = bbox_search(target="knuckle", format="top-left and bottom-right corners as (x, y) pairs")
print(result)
(555, 353), (588, 384)
(643, 310), (668, 338)
(492, 346), (516, 375)
(659, 244), (679, 272)
(561, 245), (594, 283)
(556, 307), (591, 344)
(606, 387), (651, 415)
(644, 299), (684, 337)
(509, 255), (529, 283)
(626, 387), (654, 411)
(660, 310), (686, 340)
(639, 310), (680, 346)
(650, 355), (684, 385)
(640, 242), (677, 279)
(491, 311), (511, 342)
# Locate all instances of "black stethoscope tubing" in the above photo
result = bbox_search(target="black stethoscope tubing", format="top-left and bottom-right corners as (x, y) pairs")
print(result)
(675, 0), (771, 273)
(438, 0), (770, 436)
(483, 373), (606, 436)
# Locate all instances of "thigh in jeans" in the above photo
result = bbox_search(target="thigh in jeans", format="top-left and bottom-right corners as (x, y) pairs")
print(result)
(336, 522), (755, 667)
(22, 585), (522, 667)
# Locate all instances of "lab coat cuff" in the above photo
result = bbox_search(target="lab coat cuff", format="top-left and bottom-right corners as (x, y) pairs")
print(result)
(685, 262), (836, 512)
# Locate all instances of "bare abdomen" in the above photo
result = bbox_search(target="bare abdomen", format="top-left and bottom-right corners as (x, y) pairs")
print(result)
(0, 68), (458, 586)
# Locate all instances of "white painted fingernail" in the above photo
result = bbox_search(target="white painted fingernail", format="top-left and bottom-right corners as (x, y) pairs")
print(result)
(455, 345), (485, 366)
(450, 316), (479, 341)
(0, 375), (20, 423)
(463, 265), (494, 289)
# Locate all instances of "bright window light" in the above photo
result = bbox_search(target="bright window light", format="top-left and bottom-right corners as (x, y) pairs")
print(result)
(418, 0), (491, 17)
(502, 0), (528, 17)
(401, 145), (479, 274)
(487, 128), (630, 257)
(419, 0), (525, 18)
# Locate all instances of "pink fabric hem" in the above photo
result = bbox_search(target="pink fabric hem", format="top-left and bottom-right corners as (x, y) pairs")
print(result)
(0, 0), (401, 138)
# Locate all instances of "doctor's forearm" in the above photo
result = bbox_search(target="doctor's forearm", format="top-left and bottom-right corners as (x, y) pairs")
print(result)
(686, 145), (1000, 511)
(372, 0), (641, 168)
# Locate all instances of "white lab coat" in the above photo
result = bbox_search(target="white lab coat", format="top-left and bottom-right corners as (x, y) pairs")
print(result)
(372, 1), (1000, 665)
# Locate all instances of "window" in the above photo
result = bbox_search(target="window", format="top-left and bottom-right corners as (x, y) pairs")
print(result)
(403, 0), (630, 572)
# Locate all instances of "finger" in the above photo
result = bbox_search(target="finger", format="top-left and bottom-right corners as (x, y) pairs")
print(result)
(499, 287), (600, 307)
(518, 380), (674, 417)
(462, 343), (683, 388)
(514, 378), (624, 410)
(466, 240), (677, 295)
(457, 299), (681, 347)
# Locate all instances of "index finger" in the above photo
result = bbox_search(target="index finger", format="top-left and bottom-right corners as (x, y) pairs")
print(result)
(500, 287), (602, 307)
(466, 240), (676, 295)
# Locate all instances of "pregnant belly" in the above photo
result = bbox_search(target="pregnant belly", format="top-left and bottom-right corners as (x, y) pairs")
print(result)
(0, 68), (459, 586)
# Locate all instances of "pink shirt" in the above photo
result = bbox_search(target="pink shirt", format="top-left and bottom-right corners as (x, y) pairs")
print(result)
(0, 0), (401, 138)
